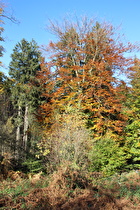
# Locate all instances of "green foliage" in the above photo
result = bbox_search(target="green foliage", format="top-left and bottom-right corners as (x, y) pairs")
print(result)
(8, 38), (43, 160)
(22, 157), (44, 173)
(89, 134), (128, 175)
(9, 38), (42, 109)
(0, 71), (4, 93)
(124, 121), (140, 170)
(123, 58), (140, 170)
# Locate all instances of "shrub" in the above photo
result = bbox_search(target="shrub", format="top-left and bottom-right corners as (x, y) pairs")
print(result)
(38, 106), (92, 174)
(88, 133), (128, 176)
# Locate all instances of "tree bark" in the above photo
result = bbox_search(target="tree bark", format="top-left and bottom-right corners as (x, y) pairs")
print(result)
(23, 104), (29, 152)
(15, 105), (21, 160)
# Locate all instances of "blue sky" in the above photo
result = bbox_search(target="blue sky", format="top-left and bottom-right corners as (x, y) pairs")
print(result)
(1, 0), (140, 75)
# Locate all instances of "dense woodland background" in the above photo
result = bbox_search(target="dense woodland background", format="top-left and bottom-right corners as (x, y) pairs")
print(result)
(0, 2), (140, 177)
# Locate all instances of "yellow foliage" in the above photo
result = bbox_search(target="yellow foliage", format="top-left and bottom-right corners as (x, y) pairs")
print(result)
(38, 106), (92, 170)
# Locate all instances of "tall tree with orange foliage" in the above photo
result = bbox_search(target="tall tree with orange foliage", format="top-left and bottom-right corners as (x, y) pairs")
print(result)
(39, 18), (137, 138)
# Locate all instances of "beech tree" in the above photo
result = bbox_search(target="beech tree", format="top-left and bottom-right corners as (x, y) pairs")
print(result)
(9, 39), (42, 160)
(34, 18), (140, 174)
(39, 18), (136, 138)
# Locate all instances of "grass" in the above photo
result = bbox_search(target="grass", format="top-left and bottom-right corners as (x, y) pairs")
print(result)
(0, 179), (30, 197)
(0, 169), (140, 209)
(92, 170), (140, 209)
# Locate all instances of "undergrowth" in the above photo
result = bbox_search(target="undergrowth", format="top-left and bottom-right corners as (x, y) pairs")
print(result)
(0, 168), (140, 209)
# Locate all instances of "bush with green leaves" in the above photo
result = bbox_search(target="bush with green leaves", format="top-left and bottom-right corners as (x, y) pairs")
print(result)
(123, 120), (140, 170)
(88, 134), (129, 176)
(22, 157), (44, 174)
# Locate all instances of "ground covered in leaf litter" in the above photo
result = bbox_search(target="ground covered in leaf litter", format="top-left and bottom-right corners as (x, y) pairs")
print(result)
(0, 168), (140, 209)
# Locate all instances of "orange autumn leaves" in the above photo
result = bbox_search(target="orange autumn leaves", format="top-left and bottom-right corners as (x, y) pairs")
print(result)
(37, 20), (137, 137)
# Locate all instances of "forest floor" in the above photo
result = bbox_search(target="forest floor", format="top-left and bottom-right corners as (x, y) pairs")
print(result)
(0, 168), (140, 210)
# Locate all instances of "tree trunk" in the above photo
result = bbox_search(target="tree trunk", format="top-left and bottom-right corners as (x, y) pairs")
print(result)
(15, 105), (21, 160)
(23, 104), (29, 153)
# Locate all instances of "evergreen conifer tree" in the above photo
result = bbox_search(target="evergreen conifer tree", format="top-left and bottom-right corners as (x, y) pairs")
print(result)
(9, 38), (41, 160)
(124, 58), (140, 169)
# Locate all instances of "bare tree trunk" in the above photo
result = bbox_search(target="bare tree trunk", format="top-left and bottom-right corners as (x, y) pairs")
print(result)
(15, 105), (21, 160)
(23, 104), (29, 153)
